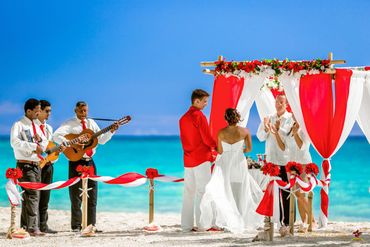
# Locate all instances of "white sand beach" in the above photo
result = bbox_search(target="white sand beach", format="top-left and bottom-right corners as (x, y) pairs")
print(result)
(0, 207), (369, 247)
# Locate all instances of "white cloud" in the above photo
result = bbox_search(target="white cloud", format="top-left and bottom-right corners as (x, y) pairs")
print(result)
(0, 101), (22, 115)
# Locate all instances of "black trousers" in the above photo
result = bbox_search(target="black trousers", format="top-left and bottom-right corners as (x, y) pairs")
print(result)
(279, 165), (296, 226)
(17, 162), (41, 232)
(39, 163), (53, 231)
(68, 159), (97, 230)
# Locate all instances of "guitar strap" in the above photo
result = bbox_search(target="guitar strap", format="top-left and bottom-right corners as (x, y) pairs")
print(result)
(90, 117), (118, 122)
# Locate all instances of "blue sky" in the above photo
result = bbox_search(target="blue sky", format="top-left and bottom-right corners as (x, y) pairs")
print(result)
(1, 0), (369, 135)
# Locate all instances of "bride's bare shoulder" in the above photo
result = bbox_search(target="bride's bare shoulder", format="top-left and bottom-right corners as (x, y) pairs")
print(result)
(238, 127), (250, 136)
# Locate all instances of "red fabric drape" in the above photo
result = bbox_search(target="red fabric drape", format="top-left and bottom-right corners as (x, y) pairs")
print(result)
(299, 69), (352, 219)
(256, 180), (275, 216)
(209, 75), (244, 142)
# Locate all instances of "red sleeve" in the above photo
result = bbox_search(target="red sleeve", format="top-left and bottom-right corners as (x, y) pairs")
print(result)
(197, 113), (217, 150)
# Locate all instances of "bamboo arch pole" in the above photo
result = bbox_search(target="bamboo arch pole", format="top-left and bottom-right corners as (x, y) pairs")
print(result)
(81, 177), (88, 230)
(149, 179), (154, 224)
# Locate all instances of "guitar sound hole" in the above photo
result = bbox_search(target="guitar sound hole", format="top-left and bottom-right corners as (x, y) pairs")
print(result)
(72, 147), (78, 153)
(84, 140), (93, 149)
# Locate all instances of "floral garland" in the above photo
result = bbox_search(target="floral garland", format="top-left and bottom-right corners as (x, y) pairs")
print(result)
(261, 162), (280, 176)
(5, 168), (23, 182)
(214, 59), (331, 77)
(305, 163), (319, 176)
(286, 161), (303, 175)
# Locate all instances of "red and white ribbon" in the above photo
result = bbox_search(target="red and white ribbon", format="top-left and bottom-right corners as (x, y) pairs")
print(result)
(89, 173), (147, 187)
(6, 169), (183, 206)
(256, 174), (329, 220)
(18, 177), (81, 190)
(153, 175), (184, 183)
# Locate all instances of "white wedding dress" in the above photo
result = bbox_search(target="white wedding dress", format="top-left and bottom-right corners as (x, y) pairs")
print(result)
(199, 140), (264, 233)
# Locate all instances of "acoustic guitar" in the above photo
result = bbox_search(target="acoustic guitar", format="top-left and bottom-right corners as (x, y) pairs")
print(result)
(63, 116), (131, 161)
(39, 134), (90, 169)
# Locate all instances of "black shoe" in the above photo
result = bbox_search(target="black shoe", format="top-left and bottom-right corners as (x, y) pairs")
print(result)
(72, 227), (81, 232)
(42, 228), (57, 234)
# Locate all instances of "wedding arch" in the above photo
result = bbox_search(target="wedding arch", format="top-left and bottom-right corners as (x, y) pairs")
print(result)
(201, 53), (370, 228)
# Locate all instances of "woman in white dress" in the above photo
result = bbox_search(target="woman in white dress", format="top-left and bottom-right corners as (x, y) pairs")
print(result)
(199, 108), (263, 233)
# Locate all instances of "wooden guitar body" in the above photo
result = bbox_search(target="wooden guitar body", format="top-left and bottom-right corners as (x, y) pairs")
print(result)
(39, 141), (60, 169)
(64, 129), (98, 161)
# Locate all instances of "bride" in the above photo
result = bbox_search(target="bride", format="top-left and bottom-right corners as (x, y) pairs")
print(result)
(199, 108), (263, 233)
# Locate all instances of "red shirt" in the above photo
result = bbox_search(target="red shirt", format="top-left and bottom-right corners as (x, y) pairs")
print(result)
(179, 106), (216, 168)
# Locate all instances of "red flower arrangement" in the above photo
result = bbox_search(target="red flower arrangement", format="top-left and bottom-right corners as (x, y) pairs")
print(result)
(214, 58), (331, 76)
(5, 168), (23, 180)
(146, 168), (159, 179)
(76, 165), (95, 177)
(352, 229), (363, 241)
(261, 162), (280, 176)
(286, 161), (303, 175)
(305, 163), (319, 176)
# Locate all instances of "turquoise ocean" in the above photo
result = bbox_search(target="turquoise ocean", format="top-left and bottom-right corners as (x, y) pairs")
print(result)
(1, 136), (369, 222)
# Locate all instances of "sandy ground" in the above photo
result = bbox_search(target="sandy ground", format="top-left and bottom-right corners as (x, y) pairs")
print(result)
(0, 207), (369, 247)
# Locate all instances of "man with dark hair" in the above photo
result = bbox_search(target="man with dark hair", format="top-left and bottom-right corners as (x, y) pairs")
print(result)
(11, 98), (48, 236)
(53, 101), (119, 232)
(179, 89), (216, 231)
(35, 100), (58, 234)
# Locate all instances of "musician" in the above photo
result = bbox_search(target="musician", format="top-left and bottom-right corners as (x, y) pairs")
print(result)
(52, 101), (119, 232)
(10, 98), (48, 236)
(35, 100), (59, 234)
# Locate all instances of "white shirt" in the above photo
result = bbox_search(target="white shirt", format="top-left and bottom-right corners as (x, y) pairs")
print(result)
(286, 128), (312, 164)
(35, 119), (60, 164)
(52, 116), (114, 159)
(10, 116), (48, 162)
(34, 119), (53, 141)
(256, 111), (293, 166)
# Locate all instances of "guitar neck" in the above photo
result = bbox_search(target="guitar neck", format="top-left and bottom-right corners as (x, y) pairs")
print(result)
(91, 124), (114, 139)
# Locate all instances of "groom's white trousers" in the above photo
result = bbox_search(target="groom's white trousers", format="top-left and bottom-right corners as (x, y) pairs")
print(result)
(181, 161), (212, 231)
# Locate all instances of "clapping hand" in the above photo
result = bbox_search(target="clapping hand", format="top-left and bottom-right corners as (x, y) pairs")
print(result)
(291, 122), (299, 136)
(263, 117), (271, 132)
(270, 119), (280, 135)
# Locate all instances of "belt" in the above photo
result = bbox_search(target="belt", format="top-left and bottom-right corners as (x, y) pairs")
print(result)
(17, 160), (39, 166)
(80, 157), (92, 161)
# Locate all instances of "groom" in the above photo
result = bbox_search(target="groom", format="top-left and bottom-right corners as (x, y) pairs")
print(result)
(179, 89), (217, 232)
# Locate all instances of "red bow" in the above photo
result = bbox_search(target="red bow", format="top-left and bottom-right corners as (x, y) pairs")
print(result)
(76, 165), (95, 177)
(146, 168), (159, 179)
(5, 168), (23, 183)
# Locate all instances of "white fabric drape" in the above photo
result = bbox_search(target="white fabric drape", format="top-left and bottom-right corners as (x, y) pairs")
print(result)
(356, 72), (370, 143)
(280, 72), (311, 144)
(333, 70), (365, 154)
(236, 71), (272, 127)
(255, 85), (276, 122)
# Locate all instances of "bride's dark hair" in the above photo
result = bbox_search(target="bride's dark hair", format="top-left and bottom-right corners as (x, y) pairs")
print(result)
(224, 108), (241, 125)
